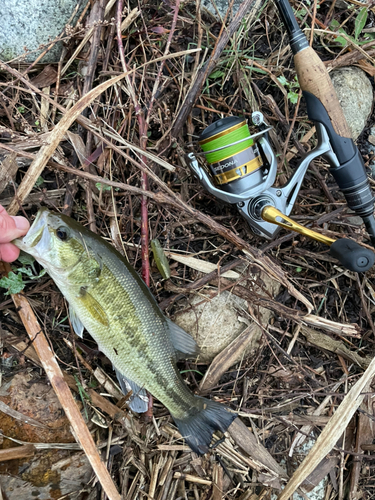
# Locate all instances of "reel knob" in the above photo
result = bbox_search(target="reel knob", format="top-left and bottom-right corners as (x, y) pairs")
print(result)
(328, 239), (375, 273)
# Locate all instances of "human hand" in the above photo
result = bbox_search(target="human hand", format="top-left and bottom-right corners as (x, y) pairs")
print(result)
(0, 205), (30, 262)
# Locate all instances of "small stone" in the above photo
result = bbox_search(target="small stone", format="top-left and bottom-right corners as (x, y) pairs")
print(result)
(368, 135), (375, 146)
(347, 216), (364, 226)
(173, 270), (280, 363)
(201, 0), (243, 17)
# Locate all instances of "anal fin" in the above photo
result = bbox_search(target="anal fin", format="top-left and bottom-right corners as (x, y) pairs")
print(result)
(115, 369), (149, 413)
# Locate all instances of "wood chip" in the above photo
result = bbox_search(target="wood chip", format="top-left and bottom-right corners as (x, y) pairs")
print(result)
(173, 472), (212, 485)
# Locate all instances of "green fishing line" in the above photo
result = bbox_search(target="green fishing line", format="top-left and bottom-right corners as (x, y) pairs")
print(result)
(200, 123), (253, 164)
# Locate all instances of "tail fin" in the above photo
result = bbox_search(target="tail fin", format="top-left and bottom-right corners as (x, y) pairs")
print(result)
(173, 397), (237, 455)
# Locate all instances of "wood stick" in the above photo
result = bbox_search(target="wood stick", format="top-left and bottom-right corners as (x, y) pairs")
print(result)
(0, 444), (35, 461)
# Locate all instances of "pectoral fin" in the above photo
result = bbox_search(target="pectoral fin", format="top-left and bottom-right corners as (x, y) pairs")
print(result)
(69, 305), (85, 338)
(115, 369), (149, 413)
(76, 290), (109, 327)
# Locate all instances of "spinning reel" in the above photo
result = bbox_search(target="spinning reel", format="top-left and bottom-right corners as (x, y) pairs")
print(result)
(187, 114), (375, 273)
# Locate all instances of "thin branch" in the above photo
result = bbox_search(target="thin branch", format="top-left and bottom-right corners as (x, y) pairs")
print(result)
(116, 0), (150, 285)
(147, 0), (181, 123)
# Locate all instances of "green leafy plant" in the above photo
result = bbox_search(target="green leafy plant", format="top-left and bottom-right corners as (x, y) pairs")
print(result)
(0, 272), (25, 295)
(34, 176), (44, 187)
(95, 182), (112, 192)
(208, 70), (226, 80)
(0, 254), (46, 295)
(294, 7), (307, 21)
(355, 7), (368, 41)
(330, 9), (370, 47)
(277, 75), (300, 104)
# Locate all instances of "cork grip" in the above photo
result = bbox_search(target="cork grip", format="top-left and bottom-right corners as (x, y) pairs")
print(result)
(294, 46), (352, 139)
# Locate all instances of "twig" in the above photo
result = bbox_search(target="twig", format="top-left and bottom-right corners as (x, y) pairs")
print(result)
(0, 444), (35, 461)
(324, 41), (375, 70)
(310, 0), (318, 45)
(147, 0), (181, 122)
(282, 89), (302, 163)
(80, 0), (106, 232)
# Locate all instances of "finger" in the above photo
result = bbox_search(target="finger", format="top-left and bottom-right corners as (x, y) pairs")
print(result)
(0, 242), (21, 263)
(0, 214), (30, 243)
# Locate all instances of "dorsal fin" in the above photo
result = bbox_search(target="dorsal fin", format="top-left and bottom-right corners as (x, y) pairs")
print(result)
(167, 319), (200, 359)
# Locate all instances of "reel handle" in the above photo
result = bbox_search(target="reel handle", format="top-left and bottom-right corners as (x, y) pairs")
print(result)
(262, 206), (375, 272)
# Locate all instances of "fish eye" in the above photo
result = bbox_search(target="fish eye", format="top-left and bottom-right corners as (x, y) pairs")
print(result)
(56, 227), (70, 241)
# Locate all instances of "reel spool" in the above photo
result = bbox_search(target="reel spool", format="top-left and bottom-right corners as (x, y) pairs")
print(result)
(198, 116), (267, 195)
(187, 114), (375, 273)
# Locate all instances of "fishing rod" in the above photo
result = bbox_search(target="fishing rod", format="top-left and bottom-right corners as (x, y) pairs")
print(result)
(187, 0), (375, 273)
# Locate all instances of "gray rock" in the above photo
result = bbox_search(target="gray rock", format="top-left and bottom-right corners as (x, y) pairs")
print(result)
(0, 0), (83, 63)
(201, 0), (243, 18)
(368, 127), (375, 175)
(330, 66), (373, 140)
(173, 270), (280, 363)
(346, 215), (364, 226)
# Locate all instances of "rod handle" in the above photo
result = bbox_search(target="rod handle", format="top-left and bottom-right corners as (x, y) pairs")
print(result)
(294, 47), (351, 139)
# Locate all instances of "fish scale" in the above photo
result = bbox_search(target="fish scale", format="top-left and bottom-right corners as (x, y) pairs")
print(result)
(14, 208), (237, 454)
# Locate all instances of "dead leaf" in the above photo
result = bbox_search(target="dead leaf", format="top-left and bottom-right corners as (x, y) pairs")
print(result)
(65, 131), (87, 166)
(151, 26), (170, 34)
(30, 65), (58, 88)
(356, 59), (375, 77)
(199, 324), (258, 393)
(167, 252), (240, 278)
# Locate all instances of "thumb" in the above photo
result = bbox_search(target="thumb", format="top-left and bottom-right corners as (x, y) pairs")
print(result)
(0, 214), (30, 243)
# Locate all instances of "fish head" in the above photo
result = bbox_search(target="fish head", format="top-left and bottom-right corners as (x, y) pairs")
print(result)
(14, 208), (88, 275)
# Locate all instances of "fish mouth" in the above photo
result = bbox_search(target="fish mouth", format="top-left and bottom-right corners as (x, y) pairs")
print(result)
(13, 208), (51, 257)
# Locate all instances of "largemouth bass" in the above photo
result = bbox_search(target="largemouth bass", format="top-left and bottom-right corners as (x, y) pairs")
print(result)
(14, 208), (236, 453)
